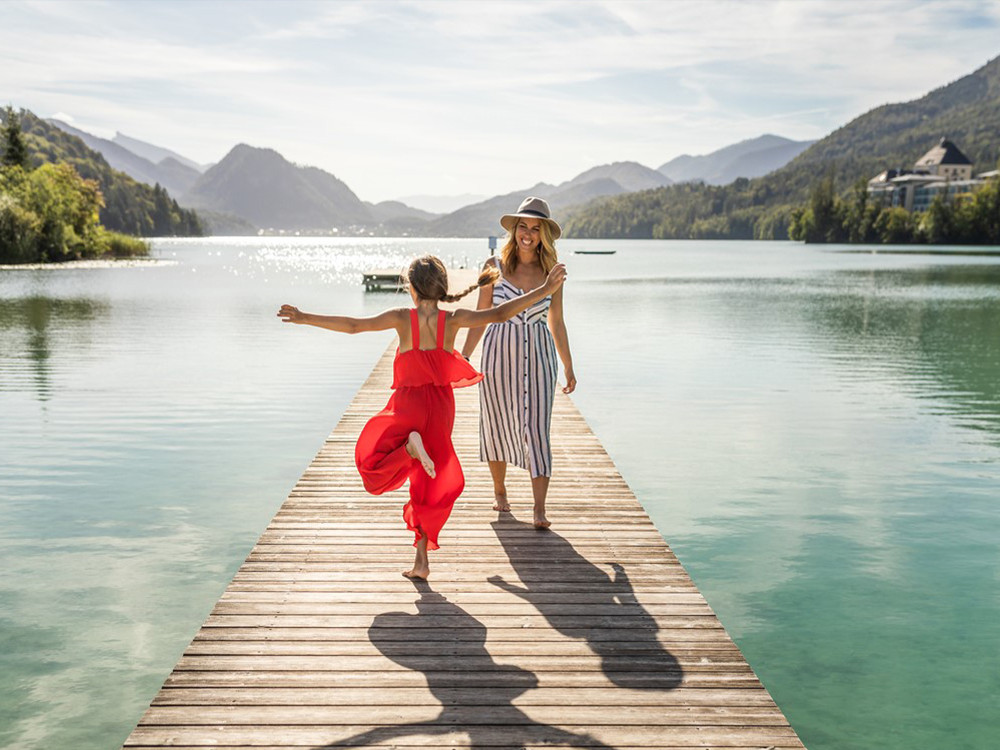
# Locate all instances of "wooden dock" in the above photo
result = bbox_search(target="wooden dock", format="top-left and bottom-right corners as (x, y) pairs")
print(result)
(123, 331), (806, 748)
(362, 270), (405, 292)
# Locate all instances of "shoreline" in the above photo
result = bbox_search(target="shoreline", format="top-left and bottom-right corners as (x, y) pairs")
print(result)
(0, 258), (176, 270)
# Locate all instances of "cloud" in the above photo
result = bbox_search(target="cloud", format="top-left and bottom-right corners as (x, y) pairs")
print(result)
(1, 0), (999, 200)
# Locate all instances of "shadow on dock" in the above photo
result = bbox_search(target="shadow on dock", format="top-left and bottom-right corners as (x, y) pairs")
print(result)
(490, 516), (683, 690)
(324, 579), (614, 749)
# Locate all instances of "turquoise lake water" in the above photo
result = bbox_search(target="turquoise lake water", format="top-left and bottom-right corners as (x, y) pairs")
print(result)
(1, 238), (999, 749)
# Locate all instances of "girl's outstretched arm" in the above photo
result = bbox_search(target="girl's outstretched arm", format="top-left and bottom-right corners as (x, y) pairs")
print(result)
(277, 305), (407, 335)
(451, 263), (566, 329)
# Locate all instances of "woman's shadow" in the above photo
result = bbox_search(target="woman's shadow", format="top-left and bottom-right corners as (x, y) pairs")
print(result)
(324, 579), (614, 749)
(489, 517), (683, 690)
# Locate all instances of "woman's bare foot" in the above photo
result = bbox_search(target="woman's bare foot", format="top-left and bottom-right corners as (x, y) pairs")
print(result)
(405, 431), (435, 478)
(493, 493), (510, 512)
(533, 509), (551, 529)
(403, 535), (430, 579)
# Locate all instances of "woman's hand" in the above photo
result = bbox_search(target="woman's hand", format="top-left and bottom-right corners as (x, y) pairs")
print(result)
(277, 304), (305, 324)
(563, 367), (577, 394)
(544, 263), (567, 292)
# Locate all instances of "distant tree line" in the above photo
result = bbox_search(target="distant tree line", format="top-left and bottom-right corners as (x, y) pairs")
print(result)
(563, 178), (797, 240)
(789, 170), (1000, 245)
(1, 106), (149, 263)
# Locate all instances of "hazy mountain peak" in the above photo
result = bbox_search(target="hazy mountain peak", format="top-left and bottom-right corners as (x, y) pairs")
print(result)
(658, 133), (815, 184)
(47, 118), (201, 197)
(112, 131), (205, 173)
(559, 161), (671, 192)
(182, 143), (372, 231)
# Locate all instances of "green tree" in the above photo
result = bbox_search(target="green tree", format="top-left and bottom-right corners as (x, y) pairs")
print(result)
(843, 178), (883, 243)
(873, 206), (917, 244)
(1, 106), (31, 170)
(958, 164), (1000, 243)
(919, 192), (955, 244)
(0, 191), (42, 262)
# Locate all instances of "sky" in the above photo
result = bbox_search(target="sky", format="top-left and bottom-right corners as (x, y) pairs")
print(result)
(2, 0), (1000, 205)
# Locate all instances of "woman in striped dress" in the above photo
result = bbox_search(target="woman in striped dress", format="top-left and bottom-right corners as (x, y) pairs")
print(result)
(461, 197), (576, 528)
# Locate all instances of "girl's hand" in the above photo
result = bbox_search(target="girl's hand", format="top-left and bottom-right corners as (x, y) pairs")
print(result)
(544, 263), (567, 292)
(562, 367), (577, 394)
(278, 304), (304, 324)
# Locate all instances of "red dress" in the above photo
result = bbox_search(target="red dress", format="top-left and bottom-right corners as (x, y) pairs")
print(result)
(355, 309), (482, 550)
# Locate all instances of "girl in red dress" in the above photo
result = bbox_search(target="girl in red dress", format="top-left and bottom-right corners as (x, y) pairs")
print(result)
(278, 255), (566, 579)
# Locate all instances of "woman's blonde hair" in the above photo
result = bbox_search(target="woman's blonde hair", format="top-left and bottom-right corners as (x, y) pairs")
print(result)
(498, 218), (558, 274)
(406, 255), (500, 303)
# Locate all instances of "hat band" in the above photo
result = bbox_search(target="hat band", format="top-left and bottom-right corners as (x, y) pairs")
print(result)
(518, 209), (549, 220)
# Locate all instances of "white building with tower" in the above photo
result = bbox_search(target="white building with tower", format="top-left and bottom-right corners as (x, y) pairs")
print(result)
(867, 137), (993, 212)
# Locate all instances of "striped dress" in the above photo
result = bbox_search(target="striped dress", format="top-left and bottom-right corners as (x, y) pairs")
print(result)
(479, 272), (558, 478)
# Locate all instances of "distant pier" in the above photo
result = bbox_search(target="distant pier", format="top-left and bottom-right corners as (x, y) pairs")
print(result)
(362, 269), (405, 292)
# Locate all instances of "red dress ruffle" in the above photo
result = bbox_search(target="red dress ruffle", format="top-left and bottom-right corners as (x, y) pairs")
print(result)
(354, 309), (481, 550)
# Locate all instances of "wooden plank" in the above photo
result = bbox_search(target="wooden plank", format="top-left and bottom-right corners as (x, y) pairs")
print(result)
(161, 670), (766, 689)
(126, 724), (802, 747)
(151, 686), (779, 706)
(120, 290), (804, 749)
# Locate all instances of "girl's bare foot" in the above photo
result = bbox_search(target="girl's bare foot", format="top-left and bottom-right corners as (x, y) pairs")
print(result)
(406, 432), (435, 478)
(533, 509), (551, 529)
(493, 493), (510, 512)
(403, 535), (430, 579)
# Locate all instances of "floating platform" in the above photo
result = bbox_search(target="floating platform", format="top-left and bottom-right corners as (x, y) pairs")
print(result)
(362, 269), (405, 292)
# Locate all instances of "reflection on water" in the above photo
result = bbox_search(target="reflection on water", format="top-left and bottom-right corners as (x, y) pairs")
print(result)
(0, 297), (107, 401)
(1, 240), (999, 750)
(813, 265), (1000, 439)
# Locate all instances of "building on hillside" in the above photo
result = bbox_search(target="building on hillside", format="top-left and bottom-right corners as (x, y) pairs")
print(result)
(867, 137), (992, 212)
(914, 137), (974, 180)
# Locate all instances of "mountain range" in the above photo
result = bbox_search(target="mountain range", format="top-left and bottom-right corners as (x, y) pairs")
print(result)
(50, 120), (809, 236)
(658, 134), (814, 185)
(181, 144), (373, 231)
(418, 161), (671, 237)
(562, 53), (1000, 240)
(111, 131), (206, 173)
(17, 112), (202, 237)
(23, 51), (1000, 240)
(47, 119), (203, 198)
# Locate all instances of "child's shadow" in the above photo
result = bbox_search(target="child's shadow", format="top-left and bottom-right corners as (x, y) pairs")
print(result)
(324, 578), (615, 749)
(489, 517), (683, 690)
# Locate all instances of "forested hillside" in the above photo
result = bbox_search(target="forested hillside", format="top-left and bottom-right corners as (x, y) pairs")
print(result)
(17, 111), (202, 237)
(2, 107), (151, 263)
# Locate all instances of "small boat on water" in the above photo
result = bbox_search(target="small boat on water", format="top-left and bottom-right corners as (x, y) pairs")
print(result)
(573, 250), (616, 255)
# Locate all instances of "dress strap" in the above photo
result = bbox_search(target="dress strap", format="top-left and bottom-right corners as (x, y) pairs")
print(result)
(409, 308), (420, 349)
(436, 309), (446, 349)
